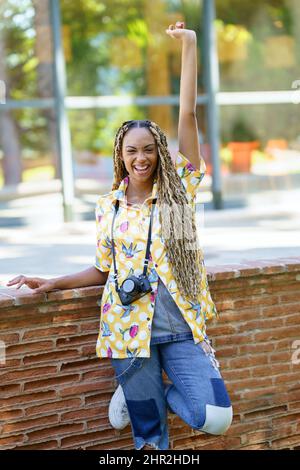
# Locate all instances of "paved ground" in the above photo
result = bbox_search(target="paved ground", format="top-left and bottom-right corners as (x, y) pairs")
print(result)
(0, 187), (299, 288)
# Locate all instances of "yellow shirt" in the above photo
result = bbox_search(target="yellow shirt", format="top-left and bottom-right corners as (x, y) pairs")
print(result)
(94, 151), (218, 359)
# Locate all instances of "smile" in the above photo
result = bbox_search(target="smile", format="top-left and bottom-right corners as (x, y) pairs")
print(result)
(133, 165), (150, 174)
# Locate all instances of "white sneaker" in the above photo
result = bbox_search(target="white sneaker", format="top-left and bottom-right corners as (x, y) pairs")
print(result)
(108, 384), (130, 430)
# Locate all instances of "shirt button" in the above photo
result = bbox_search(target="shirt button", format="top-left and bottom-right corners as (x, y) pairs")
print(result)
(147, 317), (150, 321)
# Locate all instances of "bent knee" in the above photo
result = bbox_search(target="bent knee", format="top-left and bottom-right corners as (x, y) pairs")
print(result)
(195, 404), (233, 435)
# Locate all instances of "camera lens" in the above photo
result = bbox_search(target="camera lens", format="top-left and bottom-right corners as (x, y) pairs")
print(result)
(122, 279), (135, 293)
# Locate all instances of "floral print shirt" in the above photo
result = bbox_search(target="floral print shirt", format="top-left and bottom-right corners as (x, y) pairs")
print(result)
(94, 151), (218, 359)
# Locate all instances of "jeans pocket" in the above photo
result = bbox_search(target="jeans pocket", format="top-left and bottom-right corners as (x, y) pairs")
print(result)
(111, 356), (145, 387)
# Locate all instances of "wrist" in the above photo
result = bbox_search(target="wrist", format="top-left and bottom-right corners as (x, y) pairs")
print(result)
(182, 31), (197, 45)
(49, 277), (62, 289)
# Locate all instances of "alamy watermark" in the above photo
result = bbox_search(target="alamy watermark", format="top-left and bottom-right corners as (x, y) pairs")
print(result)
(0, 340), (6, 366)
(291, 79), (300, 104)
(291, 340), (300, 365)
(0, 79), (6, 104)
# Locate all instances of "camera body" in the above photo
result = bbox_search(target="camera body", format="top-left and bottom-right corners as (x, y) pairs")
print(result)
(118, 274), (152, 306)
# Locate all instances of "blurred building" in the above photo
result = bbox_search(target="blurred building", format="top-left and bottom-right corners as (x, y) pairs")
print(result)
(0, 0), (300, 219)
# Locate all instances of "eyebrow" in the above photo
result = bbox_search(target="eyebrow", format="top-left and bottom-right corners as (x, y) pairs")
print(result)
(125, 144), (155, 149)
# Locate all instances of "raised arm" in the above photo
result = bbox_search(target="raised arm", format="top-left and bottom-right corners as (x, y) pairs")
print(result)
(165, 21), (201, 170)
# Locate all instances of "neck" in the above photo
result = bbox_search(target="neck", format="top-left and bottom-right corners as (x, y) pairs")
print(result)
(125, 176), (154, 203)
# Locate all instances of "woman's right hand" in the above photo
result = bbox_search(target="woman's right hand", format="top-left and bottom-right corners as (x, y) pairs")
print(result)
(6, 275), (57, 294)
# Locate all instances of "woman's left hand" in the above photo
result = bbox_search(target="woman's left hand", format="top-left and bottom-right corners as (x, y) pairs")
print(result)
(165, 21), (196, 42)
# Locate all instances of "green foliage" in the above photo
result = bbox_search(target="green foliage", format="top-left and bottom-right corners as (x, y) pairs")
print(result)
(1, 0), (300, 161)
(230, 117), (257, 142)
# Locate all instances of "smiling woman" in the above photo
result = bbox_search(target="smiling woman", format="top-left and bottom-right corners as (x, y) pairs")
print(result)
(92, 21), (232, 451)
(6, 20), (232, 452)
(121, 127), (158, 204)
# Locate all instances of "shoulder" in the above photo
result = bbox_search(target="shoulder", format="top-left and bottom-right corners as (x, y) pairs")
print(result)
(95, 191), (115, 213)
(173, 150), (206, 196)
(175, 150), (206, 174)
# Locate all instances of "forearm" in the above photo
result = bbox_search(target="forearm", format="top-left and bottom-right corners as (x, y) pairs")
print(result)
(179, 34), (197, 114)
(50, 266), (108, 290)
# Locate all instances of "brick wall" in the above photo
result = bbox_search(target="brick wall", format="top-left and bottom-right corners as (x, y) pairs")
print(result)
(0, 256), (300, 450)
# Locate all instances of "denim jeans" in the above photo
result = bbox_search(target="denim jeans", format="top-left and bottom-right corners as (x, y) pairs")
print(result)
(150, 276), (194, 344)
(110, 337), (233, 450)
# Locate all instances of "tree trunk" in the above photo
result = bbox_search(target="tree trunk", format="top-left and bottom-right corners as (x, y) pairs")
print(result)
(0, 30), (22, 185)
(32, 0), (61, 179)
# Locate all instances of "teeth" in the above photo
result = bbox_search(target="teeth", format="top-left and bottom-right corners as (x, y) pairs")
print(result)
(134, 166), (149, 170)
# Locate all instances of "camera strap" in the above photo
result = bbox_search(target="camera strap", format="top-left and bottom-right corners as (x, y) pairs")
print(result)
(111, 197), (157, 293)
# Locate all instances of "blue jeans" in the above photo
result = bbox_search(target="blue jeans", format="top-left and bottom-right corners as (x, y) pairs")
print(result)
(110, 337), (233, 450)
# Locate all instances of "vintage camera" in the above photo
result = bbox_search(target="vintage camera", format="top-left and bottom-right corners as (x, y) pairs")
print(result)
(118, 274), (152, 306)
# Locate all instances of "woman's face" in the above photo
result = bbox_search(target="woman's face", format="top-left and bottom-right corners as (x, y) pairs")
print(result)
(121, 127), (158, 184)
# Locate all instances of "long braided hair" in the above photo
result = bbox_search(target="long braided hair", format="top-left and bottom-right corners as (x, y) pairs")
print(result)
(112, 119), (202, 303)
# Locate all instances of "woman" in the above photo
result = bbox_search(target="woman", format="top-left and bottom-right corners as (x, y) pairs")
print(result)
(7, 22), (232, 451)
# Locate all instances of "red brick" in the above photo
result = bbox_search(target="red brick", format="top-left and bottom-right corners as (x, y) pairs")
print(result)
(0, 383), (21, 397)
(86, 416), (110, 430)
(14, 440), (58, 450)
(0, 365), (57, 384)
(239, 342), (274, 355)
(254, 326), (300, 342)
(59, 381), (112, 398)
(38, 299), (98, 314)
(26, 423), (84, 443)
(214, 334), (254, 347)
(61, 405), (107, 422)
(53, 310), (97, 323)
(23, 373), (80, 392)
(227, 419), (271, 436)
(25, 398), (82, 417)
(85, 392), (113, 406)
(3, 414), (59, 434)
(288, 401), (300, 411)
(222, 368), (251, 381)
(234, 295), (279, 309)
(262, 303), (299, 317)
(0, 409), (24, 421)
(0, 333), (20, 344)
(60, 429), (116, 448)
(271, 434), (300, 449)
(274, 372), (299, 385)
(228, 355), (268, 369)
(0, 434), (24, 447)
(80, 321), (99, 333)
(60, 358), (100, 373)
(23, 325), (79, 340)
(82, 368), (114, 382)
(86, 438), (134, 450)
(240, 443), (270, 450)
(23, 349), (81, 366)
(6, 340), (54, 357)
(244, 406), (287, 420)
(285, 313), (300, 325)
(2, 390), (56, 408)
(0, 358), (21, 369)
(56, 333), (96, 348)
(280, 292), (300, 303)
(81, 345), (97, 355)
(272, 412), (300, 426)
(214, 346), (238, 357)
(238, 317), (284, 333)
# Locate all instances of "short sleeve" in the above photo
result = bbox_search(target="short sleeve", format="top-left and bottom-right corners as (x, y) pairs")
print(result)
(175, 150), (206, 197)
(94, 197), (112, 273)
